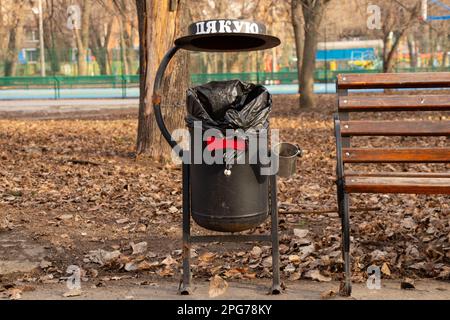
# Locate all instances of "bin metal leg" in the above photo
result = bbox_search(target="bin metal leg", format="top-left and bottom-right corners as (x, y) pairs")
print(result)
(178, 167), (281, 295)
(180, 163), (192, 295)
(270, 174), (281, 295)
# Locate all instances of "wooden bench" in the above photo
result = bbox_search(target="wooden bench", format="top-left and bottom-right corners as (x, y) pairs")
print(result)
(334, 72), (450, 296)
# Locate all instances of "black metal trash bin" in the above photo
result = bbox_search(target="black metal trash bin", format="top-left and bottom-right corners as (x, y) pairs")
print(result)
(152, 19), (284, 295)
(186, 80), (272, 232)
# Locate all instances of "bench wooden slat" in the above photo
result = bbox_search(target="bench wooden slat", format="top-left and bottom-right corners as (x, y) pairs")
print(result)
(346, 172), (450, 178)
(339, 95), (450, 112)
(341, 121), (450, 136)
(342, 148), (450, 163)
(337, 72), (450, 90)
(345, 176), (450, 194)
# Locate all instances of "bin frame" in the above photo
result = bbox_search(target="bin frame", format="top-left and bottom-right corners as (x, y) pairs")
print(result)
(152, 22), (282, 295)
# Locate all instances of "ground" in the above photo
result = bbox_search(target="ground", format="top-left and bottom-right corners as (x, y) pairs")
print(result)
(0, 95), (448, 300)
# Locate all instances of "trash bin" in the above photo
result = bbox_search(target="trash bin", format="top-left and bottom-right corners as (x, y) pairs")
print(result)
(152, 19), (285, 295)
(186, 80), (272, 232)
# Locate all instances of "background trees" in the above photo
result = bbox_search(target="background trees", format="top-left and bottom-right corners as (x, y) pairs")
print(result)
(292, 0), (331, 109)
(1, 1), (29, 76)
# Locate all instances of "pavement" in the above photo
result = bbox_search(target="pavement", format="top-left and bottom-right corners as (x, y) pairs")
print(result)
(0, 99), (139, 113)
(4, 278), (450, 300)
(0, 84), (339, 101)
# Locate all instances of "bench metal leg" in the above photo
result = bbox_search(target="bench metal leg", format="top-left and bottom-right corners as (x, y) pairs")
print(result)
(180, 163), (192, 295)
(338, 190), (352, 297)
(270, 174), (281, 295)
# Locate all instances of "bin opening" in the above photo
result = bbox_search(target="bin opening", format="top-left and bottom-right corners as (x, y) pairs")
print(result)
(186, 80), (272, 132)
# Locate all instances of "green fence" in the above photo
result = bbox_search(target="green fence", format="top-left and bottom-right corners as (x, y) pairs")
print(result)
(1, 67), (449, 99)
(191, 67), (450, 85)
(0, 75), (140, 99)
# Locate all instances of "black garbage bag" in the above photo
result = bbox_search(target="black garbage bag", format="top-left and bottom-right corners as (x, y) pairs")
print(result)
(186, 80), (272, 131)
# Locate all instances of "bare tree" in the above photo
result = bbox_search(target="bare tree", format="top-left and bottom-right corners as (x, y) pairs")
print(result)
(71, 0), (92, 75)
(3, 1), (28, 76)
(292, 0), (331, 109)
(291, 0), (304, 93)
(377, 0), (421, 72)
(90, 1), (116, 75)
(135, 0), (189, 159)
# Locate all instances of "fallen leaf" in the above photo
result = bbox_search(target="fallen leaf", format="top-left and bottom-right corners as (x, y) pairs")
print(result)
(223, 269), (242, 279)
(370, 250), (388, 261)
(288, 255), (301, 264)
(381, 263), (391, 276)
(131, 242), (148, 255)
(198, 252), (216, 263)
(284, 264), (296, 273)
(161, 255), (177, 266)
(157, 268), (174, 277)
(137, 260), (159, 271)
(299, 244), (315, 259)
(8, 288), (22, 300)
(250, 246), (262, 258)
(39, 260), (52, 269)
(63, 289), (83, 297)
(294, 229), (309, 238)
(262, 256), (273, 268)
(401, 217), (417, 230)
(305, 270), (332, 282)
(289, 271), (301, 281)
(86, 249), (121, 266)
(57, 214), (74, 221)
(209, 275), (228, 298)
(321, 289), (337, 300)
(116, 218), (129, 224)
(168, 206), (178, 214)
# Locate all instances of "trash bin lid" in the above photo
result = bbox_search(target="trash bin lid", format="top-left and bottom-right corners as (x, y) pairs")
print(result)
(175, 19), (281, 52)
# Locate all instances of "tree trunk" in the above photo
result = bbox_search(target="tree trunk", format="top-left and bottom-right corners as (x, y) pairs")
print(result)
(441, 35), (449, 67)
(73, 0), (92, 76)
(291, 0), (304, 93)
(300, 0), (329, 109)
(119, 20), (130, 75)
(125, 24), (137, 74)
(136, 0), (189, 159)
(428, 25), (436, 68)
(4, 12), (25, 76)
(383, 32), (403, 73)
(407, 33), (417, 69)
(90, 19), (113, 75)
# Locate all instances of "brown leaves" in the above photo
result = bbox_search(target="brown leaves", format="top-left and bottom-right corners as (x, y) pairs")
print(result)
(1, 96), (449, 285)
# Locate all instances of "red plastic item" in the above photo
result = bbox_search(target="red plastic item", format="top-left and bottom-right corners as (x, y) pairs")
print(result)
(206, 137), (246, 151)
